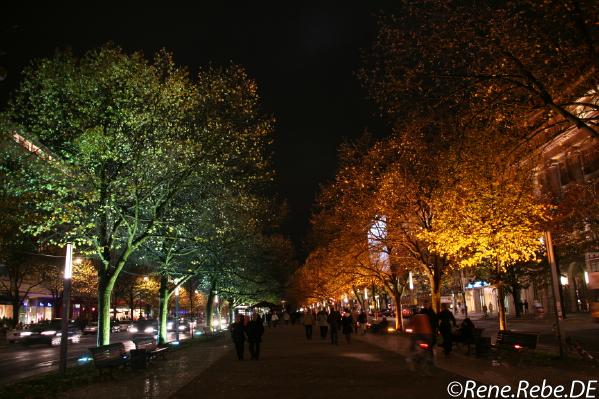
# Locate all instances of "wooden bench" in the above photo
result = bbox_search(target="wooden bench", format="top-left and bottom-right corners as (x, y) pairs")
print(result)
(455, 328), (484, 355)
(494, 330), (539, 351)
(88, 343), (129, 377)
(133, 337), (168, 361)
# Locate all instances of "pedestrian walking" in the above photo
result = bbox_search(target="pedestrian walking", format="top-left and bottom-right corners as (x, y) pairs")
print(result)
(271, 312), (279, 327)
(316, 308), (328, 339)
(246, 314), (264, 360)
(229, 314), (246, 360)
(303, 309), (315, 339)
(341, 309), (353, 344)
(488, 302), (493, 314)
(358, 310), (367, 335)
(438, 303), (457, 357)
(265, 312), (272, 328)
(351, 308), (360, 334)
(523, 300), (529, 315)
(282, 311), (290, 325)
(421, 302), (438, 348)
(482, 304), (488, 319)
(327, 307), (341, 345)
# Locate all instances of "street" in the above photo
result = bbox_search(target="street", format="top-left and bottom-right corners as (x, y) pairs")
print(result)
(0, 331), (191, 384)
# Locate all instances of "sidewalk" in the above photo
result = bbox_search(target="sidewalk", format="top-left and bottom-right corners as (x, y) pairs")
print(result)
(60, 335), (230, 399)
(353, 331), (597, 387)
(52, 325), (597, 399)
(172, 325), (463, 399)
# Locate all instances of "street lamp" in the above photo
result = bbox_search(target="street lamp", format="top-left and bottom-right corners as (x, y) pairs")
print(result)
(59, 243), (73, 374)
(174, 286), (180, 343)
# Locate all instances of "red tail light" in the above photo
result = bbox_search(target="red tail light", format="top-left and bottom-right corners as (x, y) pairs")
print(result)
(514, 344), (523, 350)
(418, 343), (429, 349)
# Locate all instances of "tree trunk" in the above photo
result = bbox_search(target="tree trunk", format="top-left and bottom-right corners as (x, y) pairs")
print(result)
(128, 291), (134, 320)
(112, 291), (118, 320)
(352, 286), (365, 310)
(97, 276), (115, 346)
(371, 284), (378, 311)
(158, 275), (169, 345)
(429, 273), (442, 313)
(228, 298), (235, 325)
(189, 288), (194, 319)
(10, 299), (21, 328)
(497, 283), (508, 331)
(511, 283), (522, 318)
(205, 284), (215, 331)
(390, 280), (404, 331)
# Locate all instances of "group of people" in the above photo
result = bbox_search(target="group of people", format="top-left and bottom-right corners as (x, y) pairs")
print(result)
(229, 313), (265, 360)
(302, 308), (368, 345)
(408, 302), (478, 364)
(264, 310), (292, 327)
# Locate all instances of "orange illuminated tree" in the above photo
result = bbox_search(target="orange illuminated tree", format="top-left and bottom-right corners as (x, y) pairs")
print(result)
(420, 131), (550, 331)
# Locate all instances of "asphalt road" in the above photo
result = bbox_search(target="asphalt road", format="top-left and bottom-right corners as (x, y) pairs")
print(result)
(0, 331), (190, 384)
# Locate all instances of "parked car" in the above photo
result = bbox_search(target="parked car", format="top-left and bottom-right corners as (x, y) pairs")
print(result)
(115, 320), (132, 332)
(7, 328), (34, 344)
(401, 305), (421, 319)
(82, 322), (98, 335)
(21, 321), (81, 346)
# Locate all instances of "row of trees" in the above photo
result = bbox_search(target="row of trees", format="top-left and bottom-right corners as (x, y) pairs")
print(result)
(293, 0), (599, 332)
(0, 44), (296, 345)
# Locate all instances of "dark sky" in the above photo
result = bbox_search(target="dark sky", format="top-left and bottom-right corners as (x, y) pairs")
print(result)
(1, 4), (394, 253)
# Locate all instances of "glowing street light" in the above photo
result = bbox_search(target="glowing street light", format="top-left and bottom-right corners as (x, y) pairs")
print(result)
(59, 243), (73, 374)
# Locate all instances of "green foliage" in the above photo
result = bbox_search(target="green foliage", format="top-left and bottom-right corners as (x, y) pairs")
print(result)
(2, 44), (276, 344)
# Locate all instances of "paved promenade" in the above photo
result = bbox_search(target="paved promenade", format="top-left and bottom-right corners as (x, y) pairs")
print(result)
(173, 325), (462, 399)
(47, 323), (597, 399)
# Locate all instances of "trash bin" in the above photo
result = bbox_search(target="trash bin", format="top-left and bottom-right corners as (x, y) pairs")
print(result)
(130, 349), (148, 369)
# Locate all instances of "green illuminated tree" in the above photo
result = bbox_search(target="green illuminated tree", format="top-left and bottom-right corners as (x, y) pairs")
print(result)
(2, 45), (273, 344)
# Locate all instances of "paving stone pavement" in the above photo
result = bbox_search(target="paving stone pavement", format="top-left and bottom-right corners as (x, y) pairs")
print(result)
(172, 325), (464, 399)
(60, 335), (231, 399)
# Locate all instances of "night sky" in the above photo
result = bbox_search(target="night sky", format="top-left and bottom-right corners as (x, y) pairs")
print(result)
(0, 4), (395, 254)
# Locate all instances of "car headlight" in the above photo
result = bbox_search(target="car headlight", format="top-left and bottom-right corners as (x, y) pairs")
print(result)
(41, 330), (57, 336)
(129, 327), (138, 333)
(20, 331), (32, 336)
(167, 322), (173, 329)
(178, 325), (185, 331)
(144, 327), (154, 334)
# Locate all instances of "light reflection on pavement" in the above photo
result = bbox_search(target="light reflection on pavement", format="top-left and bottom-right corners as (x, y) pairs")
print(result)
(0, 331), (193, 384)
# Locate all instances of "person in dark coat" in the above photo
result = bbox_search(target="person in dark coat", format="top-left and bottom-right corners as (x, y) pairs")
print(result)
(246, 313), (265, 360)
(421, 302), (438, 347)
(341, 309), (353, 344)
(327, 307), (341, 345)
(229, 314), (246, 360)
(438, 303), (457, 356)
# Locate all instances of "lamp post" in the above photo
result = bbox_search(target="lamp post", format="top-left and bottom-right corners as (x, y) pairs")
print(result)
(174, 286), (180, 343)
(544, 231), (567, 359)
(409, 271), (417, 305)
(59, 243), (73, 374)
(214, 292), (219, 331)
